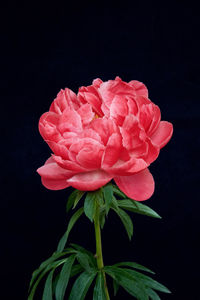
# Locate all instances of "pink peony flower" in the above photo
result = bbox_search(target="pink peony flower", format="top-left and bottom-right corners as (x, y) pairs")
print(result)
(37, 77), (173, 201)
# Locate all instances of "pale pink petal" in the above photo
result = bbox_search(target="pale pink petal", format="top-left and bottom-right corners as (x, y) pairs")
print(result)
(147, 105), (161, 135)
(130, 142), (149, 158)
(77, 103), (95, 126)
(121, 115), (145, 150)
(67, 170), (112, 191)
(126, 96), (138, 115)
(78, 87), (103, 116)
(75, 140), (105, 169)
(102, 133), (122, 168)
(41, 178), (70, 190)
(79, 129), (101, 143)
(150, 121), (173, 149)
(37, 156), (72, 190)
(114, 168), (155, 201)
(136, 95), (151, 107)
(99, 78), (135, 112)
(144, 139), (160, 164)
(104, 156), (148, 176)
(91, 118), (119, 145)
(92, 78), (103, 87)
(46, 140), (69, 160)
(39, 112), (61, 142)
(58, 108), (82, 134)
(50, 88), (79, 114)
(52, 155), (88, 172)
(139, 104), (161, 136)
(110, 95), (128, 126)
(128, 80), (148, 97)
(37, 161), (74, 180)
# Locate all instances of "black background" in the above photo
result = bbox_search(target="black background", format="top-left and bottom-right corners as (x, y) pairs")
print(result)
(1, 0), (199, 299)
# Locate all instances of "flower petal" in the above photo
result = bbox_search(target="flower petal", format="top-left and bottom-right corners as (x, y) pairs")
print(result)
(114, 168), (155, 201)
(41, 178), (70, 190)
(52, 155), (88, 172)
(78, 86), (103, 116)
(77, 103), (95, 126)
(58, 108), (82, 134)
(91, 118), (119, 145)
(102, 133), (122, 168)
(46, 140), (69, 160)
(67, 170), (112, 191)
(37, 157), (71, 190)
(50, 88), (79, 114)
(105, 156), (148, 176)
(39, 112), (61, 142)
(128, 80), (148, 97)
(37, 157), (74, 180)
(150, 121), (173, 149)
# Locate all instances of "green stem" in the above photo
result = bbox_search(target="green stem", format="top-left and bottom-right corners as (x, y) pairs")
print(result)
(94, 203), (110, 300)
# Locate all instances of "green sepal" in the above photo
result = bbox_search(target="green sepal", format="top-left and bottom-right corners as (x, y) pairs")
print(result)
(55, 254), (76, 300)
(110, 195), (119, 211)
(112, 185), (126, 198)
(117, 199), (161, 219)
(104, 266), (148, 300)
(114, 262), (155, 274)
(68, 270), (97, 300)
(66, 190), (79, 212)
(84, 192), (97, 222)
(103, 183), (113, 215)
(57, 207), (84, 252)
(93, 271), (107, 300)
(72, 191), (85, 209)
(42, 269), (54, 300)
(112, 207), (133, 240)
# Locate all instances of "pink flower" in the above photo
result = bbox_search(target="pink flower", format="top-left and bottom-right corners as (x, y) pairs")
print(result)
(37, 77), (173, 201)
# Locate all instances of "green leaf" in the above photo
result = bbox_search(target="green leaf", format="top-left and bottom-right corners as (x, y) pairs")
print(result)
(70, 264), (84, 277)
(93, 271), (107, 300)
(112, 207), (133, 240)
(73, 191), (85, 209)
(147, 288), (161, 300)
(112, 185), (126, 198)
(117, 199), (161, 219)
(68, 270), (97, 300)
(104, 266), (148, 300)
(103, 184), (113, 215)
(29, 249), (75, 290)
(112, 279), (119, 296)
(124, 268), (171, 294)
(57, 207), (84, 252)
(76, 252), (93, 272)
(28, 259), (67, 300)
(55, 255), (76, 300)
(52, 273), (60, 295)
(66, 190), (78, 212)
(84, 192), (97, 222)
(42, 269), (54, 300)
(70, 243), (97, 268)
(114, 262), (155, 274)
